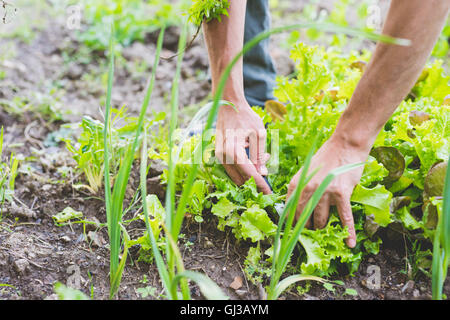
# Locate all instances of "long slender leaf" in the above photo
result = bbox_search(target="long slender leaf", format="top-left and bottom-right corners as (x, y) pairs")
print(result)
(171, 271), (229, 300)
(432, 155), (450, 300)
(441, 156), (450, 264)
(273, 274), (327, 300)
(104, 23), (166, 299)
(166, 20), (189, 235)
(103, 23), (115, 289)
(163, 20), (189, 298)
(140, 128), (174, 299)
(110, 224), (130, 297)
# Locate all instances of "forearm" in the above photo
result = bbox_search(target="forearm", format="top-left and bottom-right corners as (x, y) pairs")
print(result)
(202, 0), (247, 104)
(334, 0), (450, 151)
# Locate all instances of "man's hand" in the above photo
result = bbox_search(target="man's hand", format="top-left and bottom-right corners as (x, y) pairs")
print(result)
(202, 0), (271, 194)
(286, 135), (368, 248)
(286, 0), (449, 248)
(215, 100), (272, 194)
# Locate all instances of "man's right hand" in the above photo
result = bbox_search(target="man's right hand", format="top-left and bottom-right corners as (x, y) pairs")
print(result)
(215, 100), (272, 194)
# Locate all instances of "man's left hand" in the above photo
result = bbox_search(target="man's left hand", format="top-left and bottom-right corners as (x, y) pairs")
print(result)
(286, 134), (369, 248)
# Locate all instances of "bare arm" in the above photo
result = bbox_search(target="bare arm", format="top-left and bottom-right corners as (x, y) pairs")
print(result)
(203, 0), (272, 194)
(289, 0), (450, 248)
(334, 0), (450, 151)
(203, 0), (247, 102)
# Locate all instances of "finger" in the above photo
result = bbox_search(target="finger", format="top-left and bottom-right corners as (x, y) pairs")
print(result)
(223, 128), (245, 165)
(335, 195), (356, 248)
(257, 128), (268, 175)
(313, 195), (330, 230)
(263, 152), (271, 164)
(222, 163), (245, 186)
(217, 129), (248, 187)
(235, 145), (272, 194)
(286, 173), (312, 228)
(248, 129), (258, 168)
(248, 128), (268, 176)
(215, 129), (225, 165)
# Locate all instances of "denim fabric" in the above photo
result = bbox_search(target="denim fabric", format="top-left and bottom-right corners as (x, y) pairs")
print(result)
(243, 0), (276, 108)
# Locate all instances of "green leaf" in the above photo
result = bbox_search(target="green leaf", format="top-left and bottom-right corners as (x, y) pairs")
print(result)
(53, 207), (83, 224)
(273, 274), (326, 300)
(172, 270), (229, 300)
(344, 288), (358, 296)
(395, 206), (423, 231)
(298, 215), (358, 276)
(239, 205), (277, 242)
(351, 184), (393, 227)
(211, 197), (238, 219)
(323, 282), (335, 292)
(53, 282), (89, 300)
(360, 155), (389, 186)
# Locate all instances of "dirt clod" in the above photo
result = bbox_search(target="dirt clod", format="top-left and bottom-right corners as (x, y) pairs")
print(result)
(14, 259), (30, 275)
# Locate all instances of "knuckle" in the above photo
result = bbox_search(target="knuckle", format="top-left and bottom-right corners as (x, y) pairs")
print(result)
(287, 181), (297, 194)
(329, 186), (345, 199)
(342, 214), (354, 226)
(305, 184), (316, 193)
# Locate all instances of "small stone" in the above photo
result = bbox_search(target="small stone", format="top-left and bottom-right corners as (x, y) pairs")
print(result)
(61, 235), (71, 243)
(413, 289), (420, 298)
(235, 289), (246, 298)
(401, 280), (415, 294)
(204, 240), (214, 248)
(14, 259), (29, 275)
(85, 217), (101, 232)
(88, 231), (105, 248)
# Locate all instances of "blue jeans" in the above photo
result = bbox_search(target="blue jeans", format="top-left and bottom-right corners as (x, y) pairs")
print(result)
(243, 0), (276, 108)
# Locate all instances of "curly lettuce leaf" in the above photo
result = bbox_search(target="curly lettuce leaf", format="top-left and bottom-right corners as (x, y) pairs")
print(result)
(351, 184), (393, 227)
(298, 215), (360, 276)
(239, 205), (277, 242)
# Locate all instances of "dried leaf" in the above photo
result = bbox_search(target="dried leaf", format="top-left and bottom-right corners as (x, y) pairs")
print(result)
(229, 276), (243, 290)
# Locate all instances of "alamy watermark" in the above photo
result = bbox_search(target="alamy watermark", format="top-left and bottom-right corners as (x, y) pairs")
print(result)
(366, 264), (381, 290)
(173, 128), (280, 174)
(366, 1), (382, 32)
(66, 4), (82, 30)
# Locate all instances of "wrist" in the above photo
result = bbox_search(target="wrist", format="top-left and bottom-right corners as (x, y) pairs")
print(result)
(217, 84), (249, 113)
(331, 112), (380, 154)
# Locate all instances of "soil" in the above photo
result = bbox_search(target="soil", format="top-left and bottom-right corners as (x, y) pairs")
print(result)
(0, 0), (449, 301)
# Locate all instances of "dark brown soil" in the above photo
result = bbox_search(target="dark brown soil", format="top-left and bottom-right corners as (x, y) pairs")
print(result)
(0, 0), (448, 301)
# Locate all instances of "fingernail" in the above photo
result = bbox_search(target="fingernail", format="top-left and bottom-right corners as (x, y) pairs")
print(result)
(348, 239), (356, 248)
